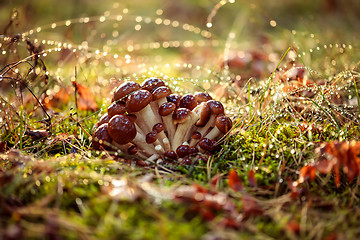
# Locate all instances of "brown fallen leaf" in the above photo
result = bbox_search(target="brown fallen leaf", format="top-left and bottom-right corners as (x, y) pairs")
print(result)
(73, 82), (98, 111)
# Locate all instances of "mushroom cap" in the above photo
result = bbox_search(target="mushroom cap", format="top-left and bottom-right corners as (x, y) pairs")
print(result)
(127, 145), (138, 155)
(215, 115), (232, 133)
(198, 138), (214, 151)
(167, 94), (181, 107)
(172, 108), (191, 124)
(207, 100), (225, 115)
(194, 102), (211, 127)
(112, 81), (140, 102)
(176, 145), (191, 158)
(146, 131), (158, 144)
(126, 90), (152, 112)
(191, 131), (202, 140)
(141, 77), (165, 92)
(152, 86), (172, 101)
(153, 123), (164, 133)
(96, 113), (110, 127)
(92, 123), (113, 150)
(107, 115), (137, 145)
(164, 150), (177, 160)
(159, 102), (176, 116)
(108, 101), (127, 118)
(194, 92), (212, 103)
(179, 94), (197, 110)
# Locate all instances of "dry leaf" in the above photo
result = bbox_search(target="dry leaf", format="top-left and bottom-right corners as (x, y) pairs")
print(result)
(73, 82), (98, 111)
(228, 169), (243, 192)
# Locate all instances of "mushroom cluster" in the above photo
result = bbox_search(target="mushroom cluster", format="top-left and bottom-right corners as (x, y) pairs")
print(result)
(92, 77), (232, 162)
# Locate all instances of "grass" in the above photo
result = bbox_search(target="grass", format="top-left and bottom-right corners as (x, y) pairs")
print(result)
(1, 0), (360, 239)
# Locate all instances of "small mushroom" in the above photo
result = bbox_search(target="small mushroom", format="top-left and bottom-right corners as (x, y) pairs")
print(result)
(159, 102), (177, 143)
(107, 114), (157, 155)
(95, 113), (110, 128)
(108, 101), (127, 118)
(194, 92), (212, 104)
(92, 123), (113, 150)
(204, 115), (232, 140)
(172, 108), (199, 150)
(167, 94), (182, 107)
(126, 90), (165, 153)
(112, 81), (140, 102)
(141, 77), (165, 92)
(196, 100), (225, 137)
(179, 94), (197, 110)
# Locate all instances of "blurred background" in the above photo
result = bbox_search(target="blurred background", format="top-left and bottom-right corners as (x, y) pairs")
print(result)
(0, 0), (359, 113)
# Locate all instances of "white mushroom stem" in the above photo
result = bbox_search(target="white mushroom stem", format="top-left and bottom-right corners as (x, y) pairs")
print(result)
(162, 114), (176, 143)
(172, 112), (199, 151)
(149, 102), (163, 124)
(158, 131), (170, 151)
(196, 114), (216, 138)
(204, 127), (223, 140)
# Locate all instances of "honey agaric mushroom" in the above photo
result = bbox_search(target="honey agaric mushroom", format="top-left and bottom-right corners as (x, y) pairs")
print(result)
(112, 81), (140, 102)
(204, 115), (233, 140)
(167, 94), (182, 107)
(179, 94), (197, 110)
(159, 102), (177, 143)
(126, 90), (165, 153)
(150, 86), (173, 134)
(196, 100), (225, 137)
(92, 123), (113, 150)
(95, 113), (110, 127)
(141, 77), (165, 92)
(194, 92), (212, 104)
(172, 108), (200, 150)
(107, 114), (157, 155)
(108, 101), (127, 118)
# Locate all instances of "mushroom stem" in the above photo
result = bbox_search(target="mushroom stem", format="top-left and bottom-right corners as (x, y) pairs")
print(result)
(204, 127), (222, 140)
(172, 112), (199, 150)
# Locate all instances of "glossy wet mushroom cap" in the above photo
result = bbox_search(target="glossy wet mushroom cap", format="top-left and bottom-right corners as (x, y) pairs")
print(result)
(215, 115), (233, 133)
(141, 77), (165, 92)
(152, 86), (172, 101)
(96, 113), (110, 127)
(179, 94), (197, 110)
(126, 90), (153, 112)
(208, 100), (225, 115)
(195, 102), (211, 127)
(108, 101), (127, 118)
(107, 115), (137, 145)
(112, 81), (141, 102)
(176, 145), (191, 158)
(159, 102), (176, 116)
(167, 94), (182, 107)
(92, 123), (113, 150)
(172, 108), (191, 124)
(198, 138), (214, 151)
(194, 92), (212, 103)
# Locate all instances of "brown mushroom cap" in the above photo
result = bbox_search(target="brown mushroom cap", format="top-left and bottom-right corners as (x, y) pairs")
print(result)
(215, 115), (232, 133)
(194, 92), (212, 103)
(108, 101), (127, 118)
(195, 102), (211, 127)
(152, 86), (172, 101)
(164, 150), (177, 160)
(176, 145), (191, 158)
(167, 94), (181, 107)
(191, 131), (202, 140)
(153, 123), (164, 133)
(159, 102), (176, 116)
(141, 77), (165, 92)
(207, 100), (225, 115)
(128, 145), (138, 155)
(172, 108), (191, 124)
(179, 94), (197, 110)
(107, 115), (137, 145)
(112, 81), (140, 102)
(198, 138), (214, 151)
(146, 131), (158, 144)
(96, 113), (110, 127)
(126, 90), (152, 112)
(92, 123), (113, 150)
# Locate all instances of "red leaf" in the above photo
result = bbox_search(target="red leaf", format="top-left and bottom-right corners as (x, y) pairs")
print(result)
(299, 164), (317, 181)
(242, 194), (263, 217)
(73, 82), (98, 111)
(228, 169), (243, 192)
(247, 169), (257, 188)
(286, 220), (300, 235)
